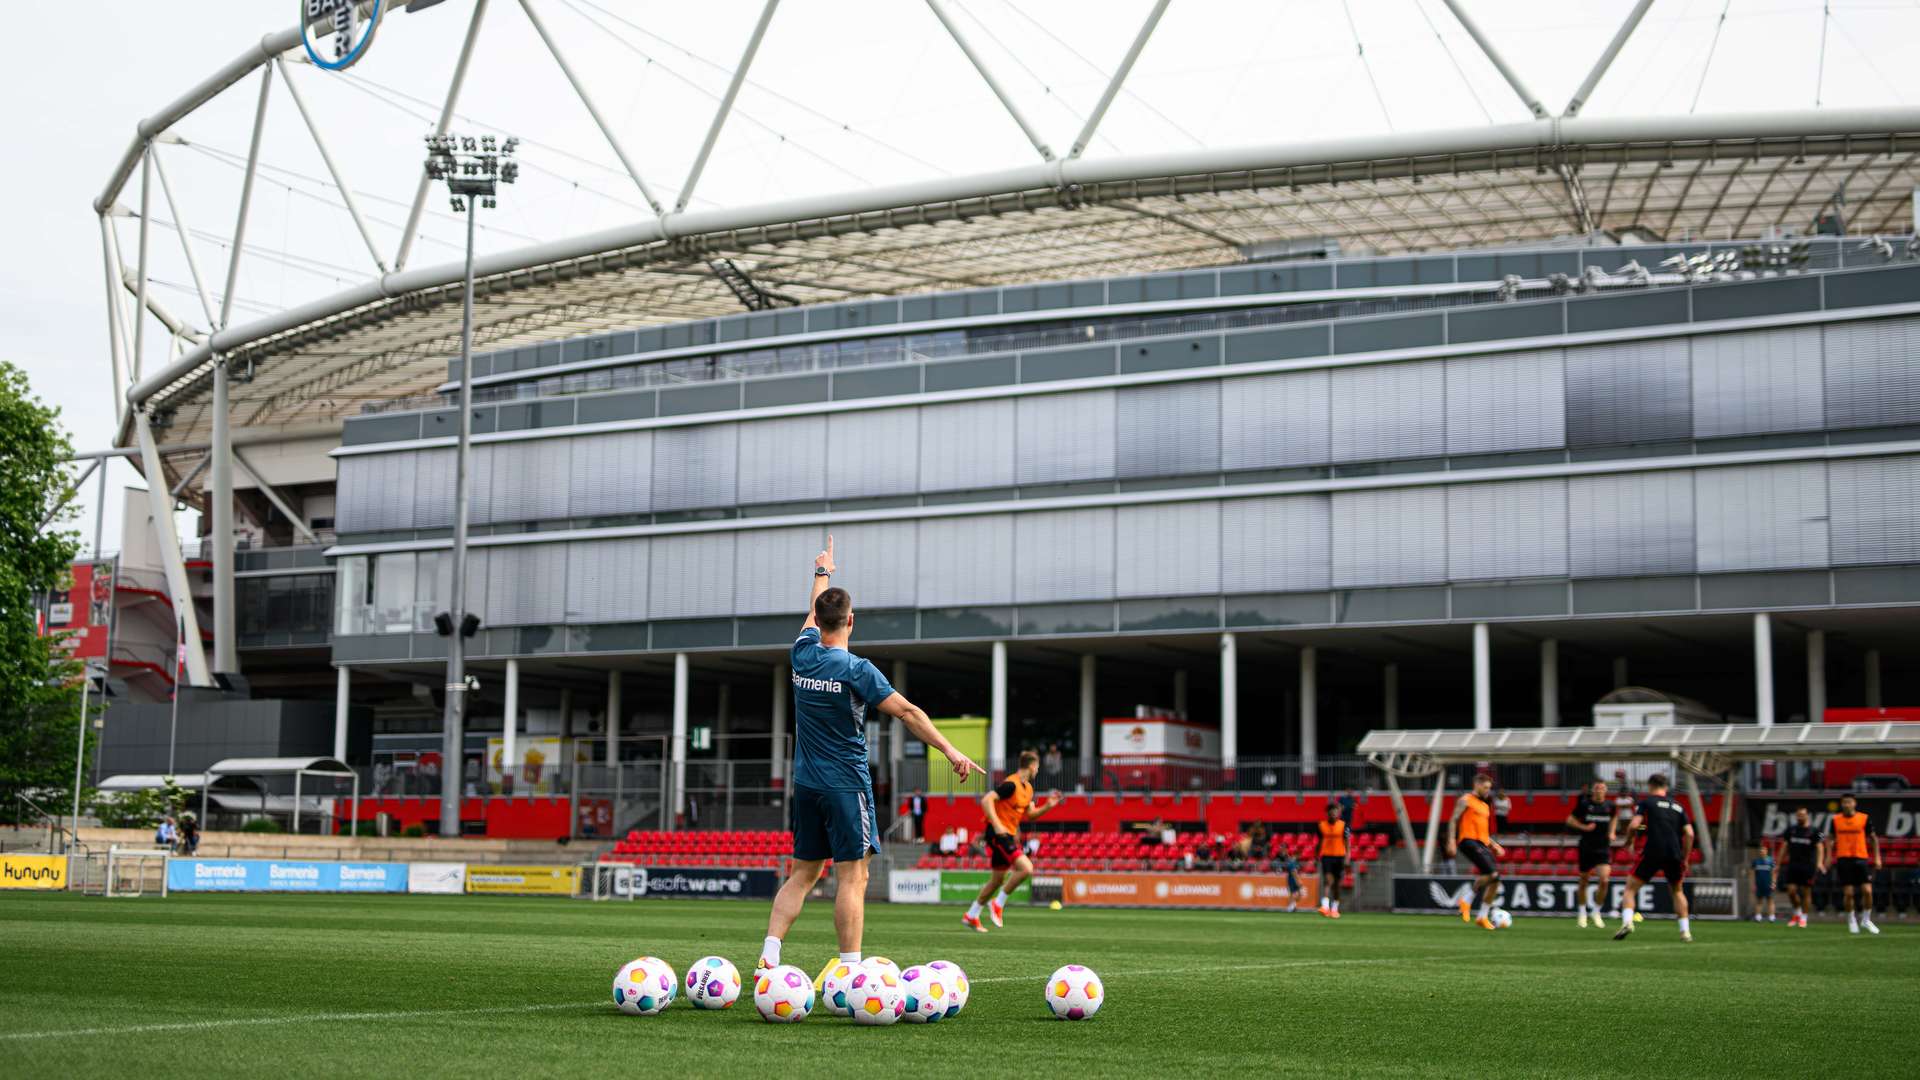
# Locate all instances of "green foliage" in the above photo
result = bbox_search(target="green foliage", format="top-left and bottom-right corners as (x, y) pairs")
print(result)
(90, 776), (191, 830)
(401, 823), (428, 838)
(0, 361), (85, 823)
(240, 818), (285, 834)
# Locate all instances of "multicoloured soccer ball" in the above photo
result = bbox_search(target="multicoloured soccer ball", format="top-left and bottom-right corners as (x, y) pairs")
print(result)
(685, 955), (741, 1009)
(864, 956), (900, 978)
(754, 964), (814, 1023)
(612, 956), (678, 1016)
(847, 961), (905, 1026)
(1491, 909), (1513, 929)
(1043, 964), (1103, 1021)
(816, 959), (861, 1017)
(922, 960), (969, 1018)
(900, 964), (955, 1024)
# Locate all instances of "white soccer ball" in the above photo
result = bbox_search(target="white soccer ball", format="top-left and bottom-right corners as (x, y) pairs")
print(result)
(900, 963), (957, 1024)
(1044, 964), (1104, 1021)
(754, 964), (815, 1023)
(612, 956), (678, 1016)
(684, 955), (741, 1010)
(864, 956), (901, 978)
(1492, 909), (1513, 929)
(920, 959), (969, 1019)
(816, 958), (861, 1017)
(847, 961), (905, 1025)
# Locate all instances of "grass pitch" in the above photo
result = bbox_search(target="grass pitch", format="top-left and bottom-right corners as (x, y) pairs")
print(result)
(0, 892), (1913, 1078)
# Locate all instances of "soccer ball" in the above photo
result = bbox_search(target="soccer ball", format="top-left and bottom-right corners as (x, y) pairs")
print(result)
(754, 964), (815, 1023)
(684, 955), (741, 1009)
(847, 961), (905, 1025)
(1044, 964), (1104, 1021)
(816, 959), (861, 1017)
(1492, 909), (1513, 929)
(919, 959), (969, 1019)
(900, 964), (956, 1024)
(864, 956), (900, 978)
(612, 956), (678, 1016)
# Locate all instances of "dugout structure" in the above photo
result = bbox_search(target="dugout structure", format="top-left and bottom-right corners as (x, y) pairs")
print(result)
(1359, 721), (1920, 875)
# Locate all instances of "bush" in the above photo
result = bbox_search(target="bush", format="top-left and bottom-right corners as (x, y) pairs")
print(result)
(241, 818), (285, 834)
(401, 823), (428, 838)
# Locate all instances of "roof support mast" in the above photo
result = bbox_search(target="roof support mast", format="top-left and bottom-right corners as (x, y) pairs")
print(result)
(1564, 0), (1657, 118)
(1069, 0), (1173, 158)
(395, 0), (488, 273)
(925, 0), (1055, 162)
(676, 0), (781, 212)
(520, 0), (666, 216)
(1439, 0), (1547, 119)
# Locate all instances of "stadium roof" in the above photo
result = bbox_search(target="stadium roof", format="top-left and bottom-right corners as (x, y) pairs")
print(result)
(1358, 721), (1920, 770)
(95, 1), (1920, 482)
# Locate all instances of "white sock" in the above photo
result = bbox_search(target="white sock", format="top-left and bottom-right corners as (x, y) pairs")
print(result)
(993, 889), (1009, 906)
(838, 950), (861, 964)
(760, 936), (782, 967)
(1476, 904), (1490, 920)
(1849, 911), (1859, 925)
(1620, 906), (1634, 924)
(1320, 897), (1329, 911)
(966, 901), (982, 919)
(1677, 917), (1690, 934)
(1330, 900), (1339, 913)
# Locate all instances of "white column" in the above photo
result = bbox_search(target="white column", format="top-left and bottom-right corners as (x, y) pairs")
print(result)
(990, 640), (1009, 771)
(210, 358), (237, 674)
(333, 666), (350, 761)
(1806, 629), (1826, 725)
(1172, 668), (1189, 719)
(1472, 622), (1492, 732)
(1299, 647), (1318, 786)
(1539, 639), (1560, 727)
(770, 663), (788, 785)
(1220, 633), (1238, 775)
(1866, 649), (1883, 708)
(1383, 663), (1400, 729)
(1753, 613), (1775, 726)
(672, 653), (690, 823)
(1612, 656), (1630, 689)
(1078, 654), (1097, 789)
(605, 669), (622, 766)
(502, 658), (519, 793)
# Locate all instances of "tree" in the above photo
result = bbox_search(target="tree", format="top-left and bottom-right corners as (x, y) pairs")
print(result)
(0, 361), (88, 824)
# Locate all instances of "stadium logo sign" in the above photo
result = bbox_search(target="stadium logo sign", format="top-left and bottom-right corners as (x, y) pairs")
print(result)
(1395, 874), (1688, 917)
(1753, 797), (1913, 838)
(301, 0), (384, 71)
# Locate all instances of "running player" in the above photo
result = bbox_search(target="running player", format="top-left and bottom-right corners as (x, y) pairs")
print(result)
(1828, 793), (1882, 935)
(962, 750), (1061, 932)
(1613, 773), (1694, 942)
(1316, 803), (1349, 919)
(1446, 773), (1504, 930)
(1565, 779), (1618, 929)
(760, 536), (980, 973)
(1278, 850), (1302, 912)
(1778, 805), (1824, 927)
(1750, 843), (1778, 923)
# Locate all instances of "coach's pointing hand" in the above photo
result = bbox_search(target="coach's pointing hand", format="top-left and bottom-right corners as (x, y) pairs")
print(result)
(815, 534), (835, 574)
(949, 753), (978, 782)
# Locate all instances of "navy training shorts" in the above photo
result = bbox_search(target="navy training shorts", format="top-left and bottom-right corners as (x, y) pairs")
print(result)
(790, 783), (881, 863)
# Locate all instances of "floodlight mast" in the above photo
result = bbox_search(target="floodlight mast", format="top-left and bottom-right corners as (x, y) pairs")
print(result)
(423, 133), (516, 838)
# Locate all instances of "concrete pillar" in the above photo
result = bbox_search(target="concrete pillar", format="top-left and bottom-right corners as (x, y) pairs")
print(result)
(1383, 663), (1399, 729)
(1539, 639), (1560, 727)
(333, 666), (350, 762)
(1220, 633), (1238, 775)
(1612, 656), (1629, 689)
(1078, 654), (1097, 789)
(1472, 622), (1492, 732)
(605, 670), (622, 765)
(1173, 668), (1189, 719)
(1866, 649), (1883, 708)
(990, 640), (1009, 770)
(210, 358), (238, 674)
(771, 663), (788, 785)
(1753, 613), (1775, 726)
(672, 652), (689, 822)
(1299, 647), (1318, 786)
(502, 658), (519, 792)
(715, 681), (732, 761)
(1806, 629), (1826, 725)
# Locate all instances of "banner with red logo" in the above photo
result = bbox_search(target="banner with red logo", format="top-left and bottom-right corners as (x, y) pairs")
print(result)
(1057, 871), (1316, 910)
(42, 561), (113, 660)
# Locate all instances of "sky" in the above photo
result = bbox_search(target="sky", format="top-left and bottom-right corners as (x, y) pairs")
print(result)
(4, 0), (1917, 555)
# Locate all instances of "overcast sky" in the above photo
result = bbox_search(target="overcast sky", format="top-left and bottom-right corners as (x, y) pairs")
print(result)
(5, 0), (1916, 555)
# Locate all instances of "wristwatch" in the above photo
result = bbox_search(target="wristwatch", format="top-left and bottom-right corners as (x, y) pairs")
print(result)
(814, 567), (831, 577)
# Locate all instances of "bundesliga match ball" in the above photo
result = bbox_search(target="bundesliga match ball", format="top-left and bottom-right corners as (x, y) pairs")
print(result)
(847, 961), (906, 1025)
(754, 964), (815, 1023)
(817, 959), (862, 1017)
(1492, 909), (1513, 929)
(865, 956), (900, 978)
(900, 964), (956, 1024)
(612, 956), (678, 1016)
(919, 960), (969, 1019)
(1044, 964), (1104, 1021)
(684, 955), (741, 1009)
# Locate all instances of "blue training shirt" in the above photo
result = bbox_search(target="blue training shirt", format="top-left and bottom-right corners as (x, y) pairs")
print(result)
(789, 627), (895, 792)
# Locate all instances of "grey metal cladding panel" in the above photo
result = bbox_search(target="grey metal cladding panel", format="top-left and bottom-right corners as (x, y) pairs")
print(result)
(343, 452), (416, 531)
(484, 544), (566, 626)
(744, 374), (830, 409)
(1221, 370), (1330, 470)
(658, 382), (742, 417)
(918, 516), (1015, 606)
(734, 526), (822, 615)
(1333, 313), (1444, 355)
(827, 408), (919, 499)
(466, 445), (494, 525)
(1828, 457), (1920, 565)
(489, 439), (571, 522)
(1568, 471), (1695, 577)
(1694, 462), (1830, 572)
(568, 430), (652, 518)
(1331, 361), (1445, 461)
(1444, 479), (1568, 581)
(736, 416), (826, 505)
(1444, 349), (1566, 455)
(1224, 324), (1329, 365)
(1117, 382), (1220, 478)
(1331, 488), (1448, 588)
(1824, 317), (1920, 428)
(833, 364), (922, 400)
(1221, 495), (1331, 593)
(921, 400), (1015, 492)
(1021, 344), (1117, 383)
(648, 533), (737, 619)
(412, 448), (455, 529)
(1445, 301), (1563, 345)
(1015, 391), (1116, 485)
(341, 413), (422, 446)
(1116, 503), (1220, 597)
(1565, 289), (1690, 335)
(1690, 326), (1824, 437)
(652, 424), (738, 511)
(830, 521), (919, 608)
(1564, 338), (1691, 445)
(564, 538), (647, 624)
(1121, 335), (1221, 373)
(924, 354), (1016, 392)
(1825, 265), (1920, 310)
(1014, 508), (1115, 603)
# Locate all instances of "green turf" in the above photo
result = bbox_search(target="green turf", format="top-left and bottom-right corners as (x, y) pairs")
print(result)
(0, 892), (1913, 1078)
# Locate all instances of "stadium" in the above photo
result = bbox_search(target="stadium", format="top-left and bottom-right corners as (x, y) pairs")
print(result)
(7, 1), (1920, 1075)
